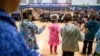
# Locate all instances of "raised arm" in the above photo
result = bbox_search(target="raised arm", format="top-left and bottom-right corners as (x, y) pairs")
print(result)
(27, 22), (45, 34)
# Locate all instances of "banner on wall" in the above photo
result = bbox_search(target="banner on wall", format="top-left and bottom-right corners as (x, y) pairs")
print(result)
(27, 3), (71, 7)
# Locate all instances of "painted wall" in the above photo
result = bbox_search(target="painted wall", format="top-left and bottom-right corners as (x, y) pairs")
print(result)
(72, 0), (100, 6)
(20, 0), (100, 11)
(20, 0), (27, 5)
(20, 0), (71, 5)
(58, 0), (66, 3)
(20, 0), (52, 5)
(20, 0), (100, 5)
(42, 0), (52, 3)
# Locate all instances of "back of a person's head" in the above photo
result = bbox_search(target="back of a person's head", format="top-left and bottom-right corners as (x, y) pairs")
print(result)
(73, 13), (79, 21)
(90, 12), (97, 20)
(98, 11), (100, 16)
(74, 11), (79, 15)
(22, 10), (32, 19)
(95, 11), (100, 22)
(63, 13), (72, 22)
(50, 14), (59, 23)
(52, 16), (57, 19)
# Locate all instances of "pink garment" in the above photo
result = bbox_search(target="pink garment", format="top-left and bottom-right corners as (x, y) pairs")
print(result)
(48, 23), (61, 46)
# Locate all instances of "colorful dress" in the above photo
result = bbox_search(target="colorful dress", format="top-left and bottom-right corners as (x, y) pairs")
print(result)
(48, 23), (61, 46)
(20, 19), (45, 50)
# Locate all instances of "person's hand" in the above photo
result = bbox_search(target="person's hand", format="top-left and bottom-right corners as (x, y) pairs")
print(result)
(84, 28), (89, 34)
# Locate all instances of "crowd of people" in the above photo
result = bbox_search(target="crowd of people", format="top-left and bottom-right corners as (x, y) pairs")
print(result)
(0, 0), (100, 56)
(19, 8), (100, 56)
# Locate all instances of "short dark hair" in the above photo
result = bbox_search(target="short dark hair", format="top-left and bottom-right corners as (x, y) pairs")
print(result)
(90, 12), (97, 20)
(73, 14), (79, 21)
(73, 14), (79, 18)
(51, 15), (57, 20)
(63, 13), (72, 22)
(22, 10), (32, 19)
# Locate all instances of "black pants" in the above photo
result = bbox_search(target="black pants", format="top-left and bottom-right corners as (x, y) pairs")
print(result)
(82, 40), (93, 54)
(62, 51), (74, 56)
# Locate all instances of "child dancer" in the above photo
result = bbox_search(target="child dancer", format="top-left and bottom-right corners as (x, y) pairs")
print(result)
(82, 12), (100, 56)
(61, 13), (83, 56)
(20, 10), (45, 50)
(48, 14), (61, 55)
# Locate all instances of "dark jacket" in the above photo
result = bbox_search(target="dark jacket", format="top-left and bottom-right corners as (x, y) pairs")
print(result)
(85, 20), (100, 41)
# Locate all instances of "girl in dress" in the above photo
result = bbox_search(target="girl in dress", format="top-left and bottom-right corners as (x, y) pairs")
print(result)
(20, 10), (45, 50)
(48, 14), (61, 55)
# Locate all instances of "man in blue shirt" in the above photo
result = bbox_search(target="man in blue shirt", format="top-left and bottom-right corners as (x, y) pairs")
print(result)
(0, 0), (39, 56)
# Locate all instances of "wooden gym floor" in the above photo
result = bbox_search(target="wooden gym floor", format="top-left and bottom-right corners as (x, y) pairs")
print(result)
(16, 21), (96, 56)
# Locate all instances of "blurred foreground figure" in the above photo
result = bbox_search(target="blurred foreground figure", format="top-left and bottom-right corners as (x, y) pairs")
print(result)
(0, 0), (39, 56)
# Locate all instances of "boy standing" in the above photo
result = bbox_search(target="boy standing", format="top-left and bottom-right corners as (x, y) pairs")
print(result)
(82, 12), (100, 55)
(61, 13), (83, 56)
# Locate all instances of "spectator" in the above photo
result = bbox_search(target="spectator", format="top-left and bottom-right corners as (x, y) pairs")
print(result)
(0, 0), (40, 56)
